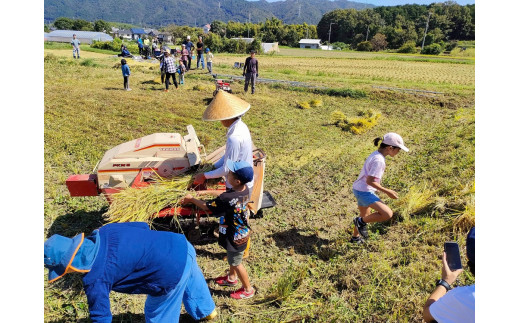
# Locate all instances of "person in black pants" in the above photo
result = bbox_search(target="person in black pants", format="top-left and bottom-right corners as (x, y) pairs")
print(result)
(196, 36), (204, 69)
(243, 50), (259, 94)
(162, 52), (178, 92)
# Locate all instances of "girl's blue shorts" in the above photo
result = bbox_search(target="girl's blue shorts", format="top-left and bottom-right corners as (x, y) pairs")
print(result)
(353, 189), (381, 207)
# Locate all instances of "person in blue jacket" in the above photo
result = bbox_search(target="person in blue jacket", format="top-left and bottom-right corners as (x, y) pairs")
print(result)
(44, 222), (217, 322)
(121, 59), (131, 91)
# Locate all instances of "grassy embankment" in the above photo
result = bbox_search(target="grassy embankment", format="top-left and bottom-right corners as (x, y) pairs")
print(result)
(44, 46), (474, 322)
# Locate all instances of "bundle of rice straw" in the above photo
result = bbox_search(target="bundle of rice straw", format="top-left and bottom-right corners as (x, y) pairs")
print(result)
(104, 165), (215, 224)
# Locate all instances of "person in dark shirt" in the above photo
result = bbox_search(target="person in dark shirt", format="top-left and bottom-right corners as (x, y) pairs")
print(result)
(243, 50), (259, 94)
(44, 222), (217, 322)
(182, 160), (255, 300)
(196, 36), (204, 69)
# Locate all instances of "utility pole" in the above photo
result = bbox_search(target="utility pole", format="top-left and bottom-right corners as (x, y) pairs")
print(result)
(421, 11), (432, 50)
(248, 12), (251, 38)
(328, 22), (336, 49)
(365, 25), (369, 41)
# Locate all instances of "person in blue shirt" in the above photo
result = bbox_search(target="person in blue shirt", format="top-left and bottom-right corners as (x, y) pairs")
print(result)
(44, 222), (217, 322)
(137, 37), (144, 55)
(121, 59), (131, 91)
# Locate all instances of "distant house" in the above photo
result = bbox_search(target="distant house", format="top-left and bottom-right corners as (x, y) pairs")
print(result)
(231, 37), (254, 44)
(45, 30), (113, 44)
(147, 29), (160, 37)
(158, 33), (173, 44)
(115, 29), (132, 40)
(299, 39), (321, 49)
(203, 24), (211, 34)
(130, 28), (146, 40)
(261, 42), (280, 54)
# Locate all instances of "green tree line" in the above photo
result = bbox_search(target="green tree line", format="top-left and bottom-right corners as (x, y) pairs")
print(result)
(317, 2), (474, 51)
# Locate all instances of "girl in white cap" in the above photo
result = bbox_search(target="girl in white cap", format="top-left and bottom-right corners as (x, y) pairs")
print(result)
(350, 133), (409, 243)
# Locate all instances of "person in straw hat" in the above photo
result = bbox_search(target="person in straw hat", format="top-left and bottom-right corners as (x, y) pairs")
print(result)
(44, 222), (217, 322)
(193, 90), (254, 193)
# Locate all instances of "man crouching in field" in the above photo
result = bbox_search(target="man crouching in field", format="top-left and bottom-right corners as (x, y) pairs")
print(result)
(44, 222), (217, 322)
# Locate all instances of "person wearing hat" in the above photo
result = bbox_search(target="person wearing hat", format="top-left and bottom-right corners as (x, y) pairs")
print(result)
(182, 35), (194, 70)
(242, 50), (258, 94)
(180, 43), (190, 72)
(205, 48), (214, 74)
(423, 227), (475, 323)
(44, 222), (217, 322)
(182, 160), (255, 299)
(193, 91), (254, 193)
(350, 133), (409, 244)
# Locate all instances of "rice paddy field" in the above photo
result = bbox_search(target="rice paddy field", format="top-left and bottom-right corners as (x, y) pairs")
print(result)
(44, 45), (475, 322)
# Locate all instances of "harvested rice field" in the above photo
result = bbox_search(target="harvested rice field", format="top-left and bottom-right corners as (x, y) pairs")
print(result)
(44, 46), (474, 322)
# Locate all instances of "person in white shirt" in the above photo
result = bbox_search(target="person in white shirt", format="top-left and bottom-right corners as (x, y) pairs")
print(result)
(193, 91), (254, 193)
(205, 48), (214, 74)
(350, 133), (409, 243)
(423, 227), (475, 323)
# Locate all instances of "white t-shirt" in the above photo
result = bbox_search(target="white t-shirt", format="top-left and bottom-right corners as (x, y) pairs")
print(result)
(204, 118), (254, 190)
(352, 151), (386, 192)
(429, 285), (475, 323)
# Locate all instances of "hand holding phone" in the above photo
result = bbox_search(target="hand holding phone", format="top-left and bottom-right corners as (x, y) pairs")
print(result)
(441, 242), (464, 285)
(444, 242), (463, 271)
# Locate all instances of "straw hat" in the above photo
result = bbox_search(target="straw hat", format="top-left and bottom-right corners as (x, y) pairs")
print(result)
(203, 91), (251, 121)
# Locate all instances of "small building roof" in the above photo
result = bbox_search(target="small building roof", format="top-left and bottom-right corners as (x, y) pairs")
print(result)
(299, 39), (321, 44)
(230, 37), (254, 44)
(47, 30), (113, 41)
(131, 28), (146, 34)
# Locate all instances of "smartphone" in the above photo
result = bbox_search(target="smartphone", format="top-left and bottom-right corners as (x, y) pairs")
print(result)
(444, 242), (463, 271)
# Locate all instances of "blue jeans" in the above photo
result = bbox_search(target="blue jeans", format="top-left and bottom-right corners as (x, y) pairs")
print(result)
(144, 243), (215, 322)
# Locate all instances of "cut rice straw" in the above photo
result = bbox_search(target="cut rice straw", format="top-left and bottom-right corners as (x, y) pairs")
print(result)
(103, 164), (216, 226)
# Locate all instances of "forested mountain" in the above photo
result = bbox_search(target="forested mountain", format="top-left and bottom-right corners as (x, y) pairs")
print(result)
(44, 0), (373, 26)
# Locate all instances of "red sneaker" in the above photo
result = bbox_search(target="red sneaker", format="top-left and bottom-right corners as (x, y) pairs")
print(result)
(214, 275), (238, 287)
(230, 287), (255, 299)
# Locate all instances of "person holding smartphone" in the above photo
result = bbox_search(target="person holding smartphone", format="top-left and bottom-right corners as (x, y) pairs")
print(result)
(423, 227), (475, 323)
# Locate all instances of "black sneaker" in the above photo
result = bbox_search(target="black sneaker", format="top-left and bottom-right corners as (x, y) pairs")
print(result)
(349, 236), (364, 244)
(354, 217), (368, 239)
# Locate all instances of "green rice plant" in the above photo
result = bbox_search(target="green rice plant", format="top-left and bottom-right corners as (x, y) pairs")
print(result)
(297, 101), (311, 109)
(80, 58), (100, 68)
(268, 265), (308, 304)
(280, 69), (297, 75)
(309, 99), (323, 107)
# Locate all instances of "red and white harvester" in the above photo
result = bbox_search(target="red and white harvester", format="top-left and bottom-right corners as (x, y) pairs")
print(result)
(65, 125), (275, 219)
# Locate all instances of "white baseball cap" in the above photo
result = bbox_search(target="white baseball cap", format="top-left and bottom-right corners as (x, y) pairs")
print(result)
(382, 133), (409, 152)
(187, 35), (191, 39)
